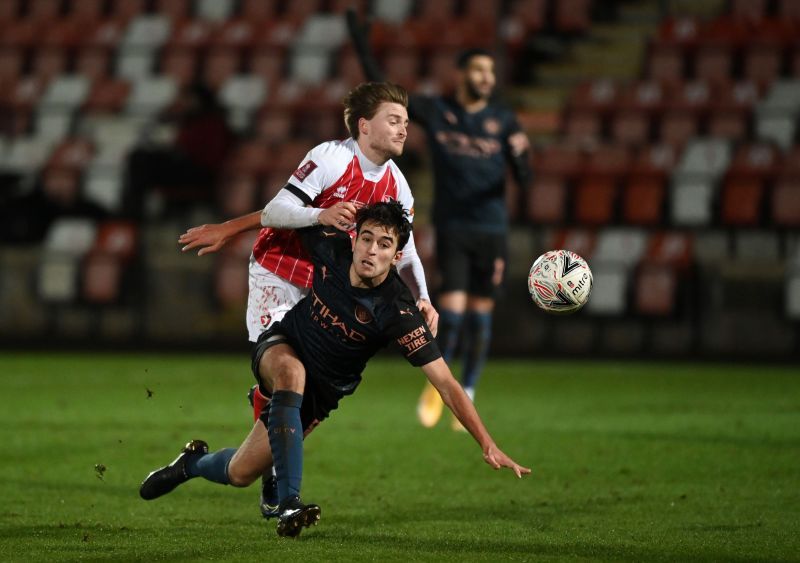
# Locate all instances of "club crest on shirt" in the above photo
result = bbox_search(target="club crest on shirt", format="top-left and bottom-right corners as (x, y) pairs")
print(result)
(354, 304), (373, 324)
(333, 186), (347, 198)
(483, 117), (501, 135)
(293, 160), (318, 181)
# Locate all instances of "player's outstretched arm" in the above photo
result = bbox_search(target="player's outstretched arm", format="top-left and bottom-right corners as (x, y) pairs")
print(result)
(420, 358), (531, 478)
(179, 211), (262, 256)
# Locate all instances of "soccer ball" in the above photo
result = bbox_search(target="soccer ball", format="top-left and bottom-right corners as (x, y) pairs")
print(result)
(528, 250), (593, 314)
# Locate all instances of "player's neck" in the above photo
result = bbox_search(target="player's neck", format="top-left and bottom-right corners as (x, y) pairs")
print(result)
(456, 87), (489, 113)
(349, 264), (389, 289)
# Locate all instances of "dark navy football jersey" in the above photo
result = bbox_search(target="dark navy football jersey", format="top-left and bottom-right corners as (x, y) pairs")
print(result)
(410, 94), (530, 232)
(275, 226), (441, 400)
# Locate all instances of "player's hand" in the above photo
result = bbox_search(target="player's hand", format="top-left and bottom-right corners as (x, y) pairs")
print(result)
(482, 444), (531, 479)
(179, 223), (231, 256)
(318, 202), (358, 232)
(416, 299), (439, 337)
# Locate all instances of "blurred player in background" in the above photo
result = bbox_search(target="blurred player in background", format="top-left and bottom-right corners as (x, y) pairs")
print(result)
(141, 202), (530, 538)
(177, 82), (438, 520)
(347, 11), (532, 430)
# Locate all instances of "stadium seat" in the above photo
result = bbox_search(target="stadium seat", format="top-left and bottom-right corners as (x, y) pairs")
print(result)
(249, 48), (284, 83)
(255, 109), (291, 144)
(584, 263), (628, 315)
(41, 168), (80, 205)
(694, 45), (732, 84)
(676, 139), (731, 178)
(533, 144), (584, 180)
(39, 75), (90, 111)
(44, 217), (97, 257)
(670, 176), (715, 226)
(561, 111), (603, 145)
(728, 143), (781, 180)
(203, 48), (241, 90)
(38, 255), (81, 303)
(30, 48), (67, 83)
(744, 45), (782, 87)
(82, 252), (124, 305)
(647, 45), (685, 84)
(645, 231), (694, 268)
(714, 80), (761, 113)
(239, 0), (279, 20)
(621, 175), (665, 226)
(772, 177), (800, 227)
(720, 176), (765, 226)
(585, 145), (631, 178)
(196, 0), (235, 22)
(46, 138), (94, 170)
(527, 176), (567, 224)
(220, 75), (266, 132)
(554, 0), (591, 34)
(656, 17), (700, 48)
(75, 48), (112, 82)
(568, 79), (618, 116)
(219, 174), (259, 219)
(160, 47), (199, 87)
(125, 76), (177, 118)
(93, 221), (139, 261)
(122, 15), (171, 50)
(545, 228), (597, 261)
(4, 136), (55, 174)
(82, 78), (131, 114)
(610, 111), (651, 146)
(592, 228), (648, 268)
(734, 231), (780, 262)
(694, 230), (729, 264)
(84, 166), (125, 212)
(108, 0), (147, 22)
(573, 177), (618, 226)
(658, 111), (698, 150)
(214, 255), (249, 307)
(634, 264), (678, 316)
(707, 111), (748, 142)
(224, 140), (273, 176)
(167, 19), (216, 50)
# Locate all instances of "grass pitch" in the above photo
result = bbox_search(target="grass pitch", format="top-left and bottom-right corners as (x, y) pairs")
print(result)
(0, 353), (798, 562)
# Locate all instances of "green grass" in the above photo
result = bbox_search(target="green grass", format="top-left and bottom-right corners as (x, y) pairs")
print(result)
(0, 353), (798, 562)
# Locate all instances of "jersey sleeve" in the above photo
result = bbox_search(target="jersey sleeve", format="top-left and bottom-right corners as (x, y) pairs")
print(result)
(386, 291), (441, 367)
(389, 163), (415, 223)
(286, 141), (350, 204)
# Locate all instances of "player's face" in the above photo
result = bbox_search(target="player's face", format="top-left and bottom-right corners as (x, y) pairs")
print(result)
(350, 221), (403, 286)
(462, 55), (495, 100)
(362, 102), (408, 160)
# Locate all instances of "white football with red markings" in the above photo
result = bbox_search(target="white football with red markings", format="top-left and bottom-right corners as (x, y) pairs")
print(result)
(528, 250), (592, 315)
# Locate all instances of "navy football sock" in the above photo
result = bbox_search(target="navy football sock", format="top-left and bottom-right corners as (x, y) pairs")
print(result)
(268, 390), (304, 504)
(437, 309), (464, 363)
(185, 448), (235, 484)
(461, 311), (492, 392)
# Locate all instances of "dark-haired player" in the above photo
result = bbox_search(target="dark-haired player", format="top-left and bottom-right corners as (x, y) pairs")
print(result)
(177, 81), (439, 518)
(140, 202), (530, 538)
(347, 12), (533, 431)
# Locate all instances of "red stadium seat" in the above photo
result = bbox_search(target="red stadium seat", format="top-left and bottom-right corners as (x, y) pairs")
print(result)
(534, 144), (585, 179)
(239, 0), (278, 20)
(647, 45), (685, 84)
(554, 0), (591, 34)
(562, 111), (603, 144)
(621, 175), (665, 226)
(720, 176), (765, 226)
(82, 78), (131, 114)
(46, 138), (95, 170)
(0, 48), (23, 84)
(694, 45), (732, 84)
(714, 80), (762, 113)
(545, 228), (597, 261)
(212, 18), (256, 50)
(573, 177), (618, 226)
(743, 44), (782, 87)
(214, 255), (249, 307)
(658, 111), (698, 150)
(108, 0), (147, 22)
(384, 49), (422, 85)
(75, 48), (112, 82)
(203, 48), (241, 90)
(610, 111), (651, 146)
(168, 19), (216, 50)
(219, 174), (259, 219)
(249, 47), (284, 83)
(27, 0), (61, 22)
(585, 145), (631, 178)
(0, 0), (19, 23)
(707, 111), (749, 142)
(656, 17), (700, 48)
(152, 0), (192, 21)
(284, 0), (322, 25)
(527, 176), (568, 224)
(160, 47), (199, 87)
(92, 221), (138, 262)
(645, 231), (693, 268)
(772, 177), (800, 227)
(568, 79), (618, 116)
(30, 48), (67, 83)
(82, 253), (124, 304)
(729, 143), (782, 179)
(731, 0), (768, 22)
(630, 143), (678, 178)
(224, 140), (273, 175)
(255, 109), (292, 144)
(634, 264), (678, 316)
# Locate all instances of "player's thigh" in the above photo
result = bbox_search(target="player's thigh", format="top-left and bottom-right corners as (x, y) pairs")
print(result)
(247, 260), (308, 342)
(259, 342), (306, 394)
(435, 229), (471, 293)
(228, 421), (272, 486)
(467, 232), (507, 297)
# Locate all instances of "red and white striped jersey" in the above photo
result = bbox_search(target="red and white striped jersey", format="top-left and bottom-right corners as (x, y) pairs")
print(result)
(252, 138), (415, 288)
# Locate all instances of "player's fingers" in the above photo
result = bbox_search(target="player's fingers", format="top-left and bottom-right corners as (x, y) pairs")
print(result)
(484, 452), (501, 470)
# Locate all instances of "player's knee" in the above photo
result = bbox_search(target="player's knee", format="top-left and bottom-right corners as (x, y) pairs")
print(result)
(226, 460), (259, 487)
(261, 352), (305, 393)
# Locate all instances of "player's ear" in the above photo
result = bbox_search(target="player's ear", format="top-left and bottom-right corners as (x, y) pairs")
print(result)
(358, 116), (369, 137)
(392, 250), (403, 265)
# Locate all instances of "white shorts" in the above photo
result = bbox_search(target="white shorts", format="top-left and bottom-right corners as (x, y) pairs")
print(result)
(246, 257), (309, 342)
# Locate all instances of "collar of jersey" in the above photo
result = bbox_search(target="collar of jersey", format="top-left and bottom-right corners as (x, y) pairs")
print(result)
(352, 139), (389, 179)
